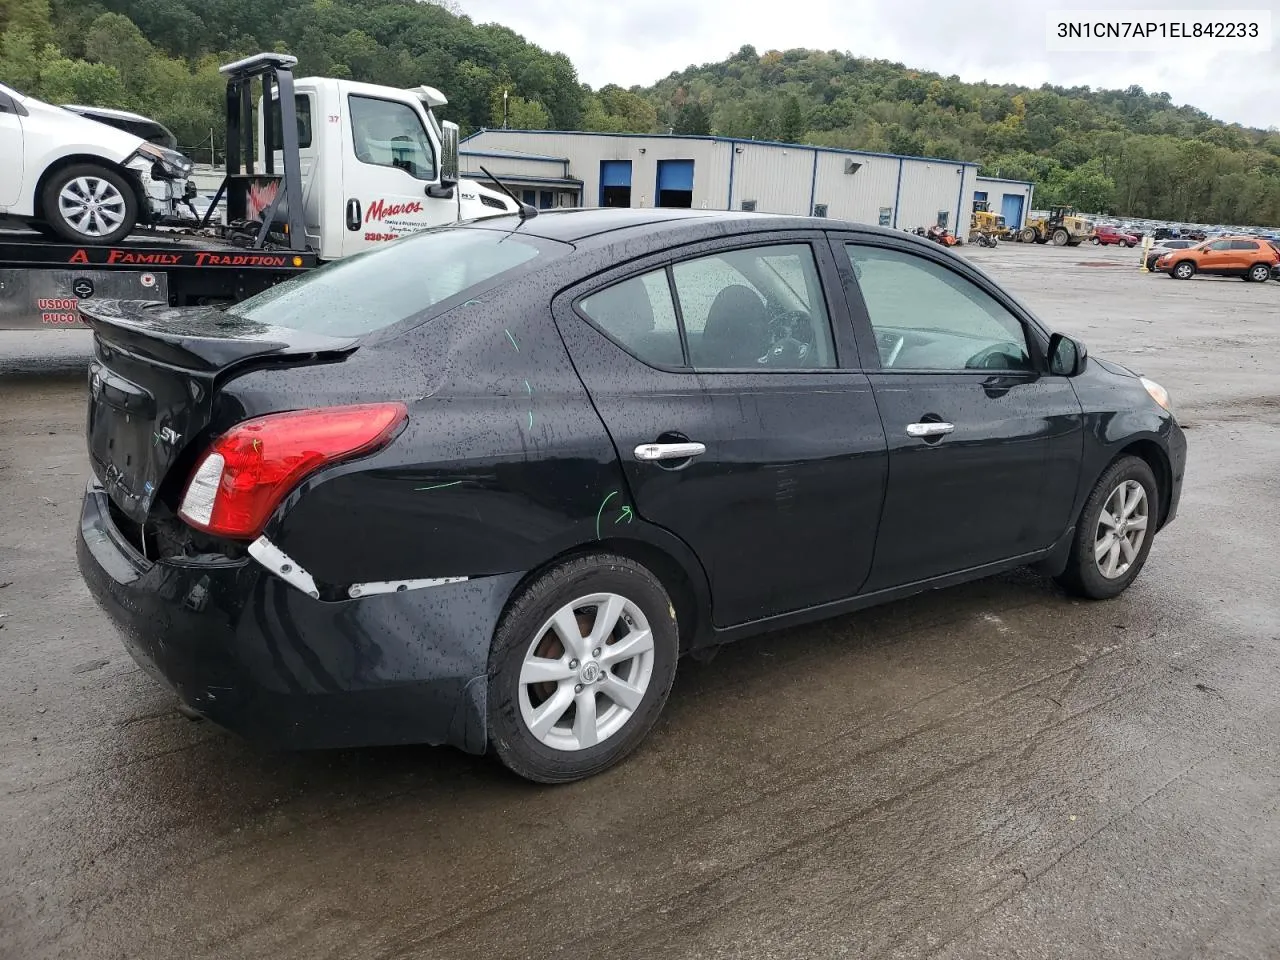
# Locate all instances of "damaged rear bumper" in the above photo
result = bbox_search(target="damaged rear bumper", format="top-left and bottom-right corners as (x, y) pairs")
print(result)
(76, 480), (519, 753)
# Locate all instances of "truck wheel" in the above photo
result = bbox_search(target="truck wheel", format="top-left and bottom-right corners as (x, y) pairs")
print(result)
(1019, 228), (1037, 244)
(41, 164), (138, 245)
(1051, 229), (1070, 246)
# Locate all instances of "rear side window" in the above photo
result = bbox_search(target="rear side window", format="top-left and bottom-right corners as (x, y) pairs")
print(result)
(270, 94), (313, 149)
(579, 272), (684, 366)
(1229, 240), (1259, 251)
(226, 229), (549, 336)
(576, 243), (837, 371)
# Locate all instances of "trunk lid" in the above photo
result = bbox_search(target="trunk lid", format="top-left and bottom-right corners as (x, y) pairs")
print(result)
(81, 299), (359, 524)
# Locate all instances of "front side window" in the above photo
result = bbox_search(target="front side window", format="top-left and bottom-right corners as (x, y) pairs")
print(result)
(845, 244), (1032, 372)
(1206, 239), (1233, 251)
(349, 95), (436, 181)
(671, 244), (836, 370)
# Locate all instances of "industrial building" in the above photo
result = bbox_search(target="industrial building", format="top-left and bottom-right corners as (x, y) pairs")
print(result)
(973, 176), (1035, 231)
(460, 130), (990, 234)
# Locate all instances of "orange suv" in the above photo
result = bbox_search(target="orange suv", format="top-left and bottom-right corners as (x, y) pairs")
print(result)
(1156, 236), (1279, 282)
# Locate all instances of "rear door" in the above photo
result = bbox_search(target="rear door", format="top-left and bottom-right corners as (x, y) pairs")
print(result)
(832, 234), (1083, 591)
(339, 87), (453, 257)
(554, 234), (888, 627)
(0, 87), (24, 207)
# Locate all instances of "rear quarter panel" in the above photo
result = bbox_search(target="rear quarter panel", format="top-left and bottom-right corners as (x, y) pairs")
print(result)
(221, 279), (709, 616)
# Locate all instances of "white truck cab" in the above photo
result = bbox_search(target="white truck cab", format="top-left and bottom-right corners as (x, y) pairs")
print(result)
(269, 76), (515, 259)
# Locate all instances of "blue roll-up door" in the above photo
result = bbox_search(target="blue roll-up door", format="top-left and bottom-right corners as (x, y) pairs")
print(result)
(1001, 193), (1025, 229)
(656, 159), (694, 208)
(657, 159), (694, 191)
(600, 160), (632, 187)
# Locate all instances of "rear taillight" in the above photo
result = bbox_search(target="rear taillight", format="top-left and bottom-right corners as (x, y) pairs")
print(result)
(178, 403), (408, 538)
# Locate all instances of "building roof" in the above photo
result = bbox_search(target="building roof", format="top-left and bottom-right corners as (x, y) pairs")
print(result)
(463, 128), (981, 168)
(458, 147), (568, 163)
(974, 175), (1036, 186)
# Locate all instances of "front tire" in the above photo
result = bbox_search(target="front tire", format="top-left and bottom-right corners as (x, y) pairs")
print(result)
(1056, 456), (1158, 600)
(1172, 261), (1196, 280)
(488, 554), (679, 783)
(40, 164), (138, 245)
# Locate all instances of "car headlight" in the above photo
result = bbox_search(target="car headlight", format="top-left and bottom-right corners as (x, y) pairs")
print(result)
(1141, 377), (1173, 414)
(135, 142), (193, 178)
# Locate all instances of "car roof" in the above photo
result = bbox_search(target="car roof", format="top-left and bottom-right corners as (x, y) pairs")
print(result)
(463, 207), (901, 247)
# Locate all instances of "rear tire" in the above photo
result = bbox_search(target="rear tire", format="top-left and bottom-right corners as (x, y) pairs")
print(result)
(487, 554), (679, 783)
(1056, 456), (1159, 600)
(1247, 263), (1270, 282)
(40, 163), (138, 245)
(1020, 227), (1037, 244)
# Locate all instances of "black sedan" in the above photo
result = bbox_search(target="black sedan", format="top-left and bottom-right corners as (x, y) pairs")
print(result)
(76, 209), (1187, 783)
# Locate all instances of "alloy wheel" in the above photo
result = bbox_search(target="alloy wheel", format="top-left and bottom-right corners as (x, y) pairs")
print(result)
(1094, 480), (1149, 579)
(1250, 264), (1270, 282)
(57, 176), (127, 238)
(518, 593), (655, 751)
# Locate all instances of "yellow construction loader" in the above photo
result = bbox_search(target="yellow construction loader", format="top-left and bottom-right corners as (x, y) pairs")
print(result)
(969, 201), (1011, 241)
(1018, 205), (1092, 246)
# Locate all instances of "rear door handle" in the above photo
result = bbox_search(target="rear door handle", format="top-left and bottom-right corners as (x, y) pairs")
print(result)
(906, 421), (955, 438)
(634, 441), (706, 462)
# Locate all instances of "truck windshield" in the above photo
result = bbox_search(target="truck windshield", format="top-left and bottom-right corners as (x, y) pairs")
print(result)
(225, 228), (551, 337)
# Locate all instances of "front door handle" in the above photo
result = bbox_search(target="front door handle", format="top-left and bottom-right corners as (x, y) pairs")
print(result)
(906, 421), (955, 438)
(634, 441), (706, 462)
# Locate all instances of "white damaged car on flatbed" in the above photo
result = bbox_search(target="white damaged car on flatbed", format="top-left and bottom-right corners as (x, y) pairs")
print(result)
(0, 82), (195, 244)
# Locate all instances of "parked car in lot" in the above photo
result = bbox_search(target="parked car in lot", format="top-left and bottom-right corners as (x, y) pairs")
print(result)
(1145, 239), (1197, 271)
(76, 209), (1186, 782)
(1093, 225), (1139, 247)
(1156, 236), (1279, 281)
(0, 82), (194, 242)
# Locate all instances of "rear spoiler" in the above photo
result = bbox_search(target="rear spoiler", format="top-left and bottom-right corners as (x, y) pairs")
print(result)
(79, 300), (359, 373)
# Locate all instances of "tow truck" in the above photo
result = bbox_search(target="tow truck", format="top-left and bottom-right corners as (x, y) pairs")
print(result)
(0, 53), (516, 330)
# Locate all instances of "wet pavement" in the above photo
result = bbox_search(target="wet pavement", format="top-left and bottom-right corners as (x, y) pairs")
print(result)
(2, 241), (1279, 959)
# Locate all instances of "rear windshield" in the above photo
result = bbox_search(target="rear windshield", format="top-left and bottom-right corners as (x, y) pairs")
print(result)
(226, 227), (550, 336)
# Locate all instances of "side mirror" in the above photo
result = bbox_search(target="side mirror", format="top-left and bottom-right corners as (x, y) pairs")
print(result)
(426, 181), (455, 200)
(1048, 332), (1087, 377)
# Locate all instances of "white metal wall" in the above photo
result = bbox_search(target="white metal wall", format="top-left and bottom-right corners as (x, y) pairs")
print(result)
(464, 131), (730, 209)
(459, 153), (565, 179)
(464, 131), (976, 230)
(811, 152), (901, 225)
(728, 144), (813, 214)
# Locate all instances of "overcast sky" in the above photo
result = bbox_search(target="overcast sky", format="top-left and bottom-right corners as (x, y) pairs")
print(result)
(458, 0), (1279, 130)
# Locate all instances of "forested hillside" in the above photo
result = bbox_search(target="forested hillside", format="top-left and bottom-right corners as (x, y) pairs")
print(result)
(2, 0), (1278, 224)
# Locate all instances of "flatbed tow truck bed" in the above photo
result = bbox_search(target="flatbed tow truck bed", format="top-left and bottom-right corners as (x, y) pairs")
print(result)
(0, 228), (317, 330)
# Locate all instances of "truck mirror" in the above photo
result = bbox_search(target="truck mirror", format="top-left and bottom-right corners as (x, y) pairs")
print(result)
(440, 120), (460, 186)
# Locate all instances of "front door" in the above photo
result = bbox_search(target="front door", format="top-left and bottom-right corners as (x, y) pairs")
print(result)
(0, 91), (24, 208)
(835, 237), (1082, 591)
(1197, 238), (1234, 272)
(339, 88), (455, 257)
(555, 236), (888, 628)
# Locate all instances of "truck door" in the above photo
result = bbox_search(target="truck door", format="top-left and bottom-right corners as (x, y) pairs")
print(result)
(340, 90), (455, 257)
(0, 88), (24, 207)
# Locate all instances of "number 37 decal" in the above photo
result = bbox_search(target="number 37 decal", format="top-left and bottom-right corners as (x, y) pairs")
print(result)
(328, 114), (340, 124)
